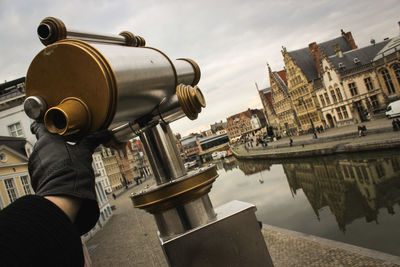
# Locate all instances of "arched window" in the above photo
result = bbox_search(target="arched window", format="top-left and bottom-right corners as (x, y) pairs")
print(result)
(381, 68), (395, 94)
(392, 63), (400, 86)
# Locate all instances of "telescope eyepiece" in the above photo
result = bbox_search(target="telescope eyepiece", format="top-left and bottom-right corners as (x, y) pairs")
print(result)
(37, 23), (52, 40)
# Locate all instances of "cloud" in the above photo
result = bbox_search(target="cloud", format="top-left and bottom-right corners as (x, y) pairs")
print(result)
(1, 0), (399, 136)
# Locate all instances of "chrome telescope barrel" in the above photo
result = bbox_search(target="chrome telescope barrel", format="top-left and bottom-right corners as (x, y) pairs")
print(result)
(37, 17), (145, 47)
(25, 17), (205, 142)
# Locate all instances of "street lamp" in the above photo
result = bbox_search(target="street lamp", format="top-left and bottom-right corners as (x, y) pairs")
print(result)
(298, 97), (317, 138)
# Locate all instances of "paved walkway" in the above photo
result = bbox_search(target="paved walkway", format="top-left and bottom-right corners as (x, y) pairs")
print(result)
(86, 181), (168, 267)
(86, 181), (400, 267)
(233, 118), (400, 159)
(267, 117), (393, 147)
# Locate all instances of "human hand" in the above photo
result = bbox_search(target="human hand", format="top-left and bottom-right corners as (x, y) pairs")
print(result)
(28, 122), (112, 234)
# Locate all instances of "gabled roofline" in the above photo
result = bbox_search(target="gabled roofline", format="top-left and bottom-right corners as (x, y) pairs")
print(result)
(0, 144), (28, 162)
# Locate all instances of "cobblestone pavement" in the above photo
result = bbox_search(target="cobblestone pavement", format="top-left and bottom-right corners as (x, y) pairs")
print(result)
(262, 226), (400, 267)
(86, 180), (168, 267)
(86, 181), (400, 267)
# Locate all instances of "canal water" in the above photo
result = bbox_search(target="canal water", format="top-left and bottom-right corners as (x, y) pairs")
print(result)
(208, 149), (400, 256)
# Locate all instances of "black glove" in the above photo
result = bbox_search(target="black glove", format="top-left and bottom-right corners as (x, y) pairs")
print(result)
(28, 122), (112, 235)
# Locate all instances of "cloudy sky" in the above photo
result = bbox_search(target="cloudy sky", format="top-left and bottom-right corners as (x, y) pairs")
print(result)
(1, 0), (399, 136)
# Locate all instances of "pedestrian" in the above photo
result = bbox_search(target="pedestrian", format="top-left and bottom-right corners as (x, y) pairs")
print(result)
(0, 122), (111, 266)
(392, 119), (399, 131)
(112, 193), (116, 200)
(289, 138), (293, 147)
(358, 125), (362, 137)
(362, 124), (367, 136)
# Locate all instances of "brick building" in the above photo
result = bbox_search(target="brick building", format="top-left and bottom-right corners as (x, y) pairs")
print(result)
(226, 109), (266, 142)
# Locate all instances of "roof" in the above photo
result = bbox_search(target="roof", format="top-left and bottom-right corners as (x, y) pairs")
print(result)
(199, 133), (228, 144)
(0, 77), (25, 91)
(288, 36), (353, 82)
(0, 136), (27, 158)
(373, 36), (400, 61)
(273, 71), (289, 94)
(180, 135), (200, 146)
(329, 40), (389, 72)
(276, 70), (287, 85)
(259, 87), (274, 109)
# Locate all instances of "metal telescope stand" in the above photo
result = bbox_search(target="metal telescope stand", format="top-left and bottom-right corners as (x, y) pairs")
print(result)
(131, 122), (274, 267)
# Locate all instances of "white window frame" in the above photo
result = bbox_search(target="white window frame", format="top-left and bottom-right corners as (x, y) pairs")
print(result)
(20, 175), (33, 195)
(4, 178), (19, 203)
(7, 122), (24, 137)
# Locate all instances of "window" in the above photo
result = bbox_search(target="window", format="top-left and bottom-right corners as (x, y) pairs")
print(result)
(20, 176), (32, 195)
(381, 68), (395, 94)
(370, 95), (379, 109)
(319, 95), (326, 107)
(392, 63), (400, 86)
(8, 122), (24, 137)
(335, 88), (343, 101)
(330, 90), (338, 103)
(348, 82), (358, 96)
(336, 107), (343, 120)
(341, 106), (349, 119)
(342, 166), (349, 177)
(364, 77), (374, 91)
(4, 178), (18, 203)
(324, 93), (331, 105)
(327, 72), (332, 81)
(376, 165), (385, 178)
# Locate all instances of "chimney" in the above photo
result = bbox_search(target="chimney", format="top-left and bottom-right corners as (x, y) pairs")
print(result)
(308, 42), (322, 76)
(333, 43), (343, 58)
(341, 29), (357, 50)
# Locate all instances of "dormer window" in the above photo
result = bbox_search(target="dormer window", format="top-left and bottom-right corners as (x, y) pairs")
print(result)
(353, 58), (361, 64)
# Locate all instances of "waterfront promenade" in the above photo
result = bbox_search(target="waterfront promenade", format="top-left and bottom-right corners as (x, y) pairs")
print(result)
(86, 180), (400, 266)
(233, 117), (400, 159)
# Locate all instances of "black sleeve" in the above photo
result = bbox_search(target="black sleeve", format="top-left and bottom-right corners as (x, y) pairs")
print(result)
(0, 195), (84, 267)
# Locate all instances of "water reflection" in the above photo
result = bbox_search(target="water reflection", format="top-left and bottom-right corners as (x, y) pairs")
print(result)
(282, 153), (400, 232)
(209, 150), (400, 255)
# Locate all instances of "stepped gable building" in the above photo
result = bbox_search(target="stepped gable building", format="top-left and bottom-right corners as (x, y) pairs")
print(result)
(318, 39), (390, 127)
(257, 87), (277, 128)
(373, 36), (400, 103)
(267, 66), (300, 136)
(282, 30), (357, 132)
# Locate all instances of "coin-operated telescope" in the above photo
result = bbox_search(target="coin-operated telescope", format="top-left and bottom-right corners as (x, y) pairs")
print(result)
(24, 17), (274, 267)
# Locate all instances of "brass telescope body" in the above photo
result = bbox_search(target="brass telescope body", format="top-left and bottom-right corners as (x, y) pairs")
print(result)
(25, 17), (204, 142)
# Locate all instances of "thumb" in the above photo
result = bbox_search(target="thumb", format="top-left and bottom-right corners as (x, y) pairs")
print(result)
(30, 122), (49, 140)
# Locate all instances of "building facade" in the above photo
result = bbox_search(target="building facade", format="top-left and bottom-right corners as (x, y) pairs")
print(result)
(373, 36), (400, 103)
(92, 150), (112, 193)
(268, 67), (299, 136)
(0, 78), (35, 152)
(100, 146), (123, 191)
(318, 40), (389, 127)
(226, 109), (266, 142)
(257, 87), (278, 129)
(210, 120), (227, 135)
(0, 137), (33, 210)
(282, 30), (357, 132)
